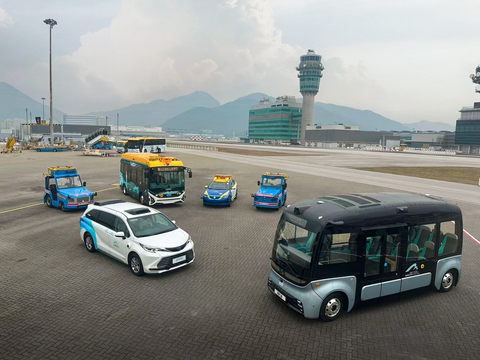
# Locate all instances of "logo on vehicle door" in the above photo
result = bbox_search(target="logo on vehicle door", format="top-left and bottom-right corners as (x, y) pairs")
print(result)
(405, 263), (419, 277)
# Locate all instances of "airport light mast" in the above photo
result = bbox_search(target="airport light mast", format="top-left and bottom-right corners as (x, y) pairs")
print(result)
(297, 49), (324, 146)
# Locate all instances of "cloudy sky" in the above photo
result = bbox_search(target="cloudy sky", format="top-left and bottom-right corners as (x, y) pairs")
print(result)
(1, 0), (479, 124)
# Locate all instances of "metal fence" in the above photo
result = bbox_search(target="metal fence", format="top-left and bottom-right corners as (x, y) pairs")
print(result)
(168, 143), (218, 151)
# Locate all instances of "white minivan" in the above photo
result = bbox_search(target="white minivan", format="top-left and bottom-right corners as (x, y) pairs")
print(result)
(80, 199), (194, 276)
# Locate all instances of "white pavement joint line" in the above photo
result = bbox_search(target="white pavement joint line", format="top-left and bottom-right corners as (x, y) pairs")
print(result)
(463, 229), (480, 246)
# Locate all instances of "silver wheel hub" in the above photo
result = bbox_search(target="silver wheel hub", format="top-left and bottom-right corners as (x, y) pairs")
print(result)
(442, 273), (453, 289)
(85, 237), (93, 249)
(131, 257), (140, 273)
(325, 298), (341, 318)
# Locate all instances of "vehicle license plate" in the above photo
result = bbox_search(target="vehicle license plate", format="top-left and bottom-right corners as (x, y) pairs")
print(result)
(274, 289), (286, 301)
(172, 255), (186, 264)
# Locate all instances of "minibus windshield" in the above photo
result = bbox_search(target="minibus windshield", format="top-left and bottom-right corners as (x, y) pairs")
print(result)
(272, 214), (317, 279)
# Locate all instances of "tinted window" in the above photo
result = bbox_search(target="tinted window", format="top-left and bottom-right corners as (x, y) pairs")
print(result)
(85, 209), (100, 221)
(114, 218), (130, 237)
(97, 211), (117, 230)
(127, 213), (177, 238)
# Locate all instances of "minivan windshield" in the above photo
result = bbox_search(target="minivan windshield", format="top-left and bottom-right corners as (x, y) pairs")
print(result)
(127, 213), (177, 238)
(272, 214), (317, 279)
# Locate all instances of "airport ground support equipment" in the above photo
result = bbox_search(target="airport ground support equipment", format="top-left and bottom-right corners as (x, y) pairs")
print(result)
(203, 174), (238, 206)
(43, 165), (97, 211)
(252, 173), (288, 210)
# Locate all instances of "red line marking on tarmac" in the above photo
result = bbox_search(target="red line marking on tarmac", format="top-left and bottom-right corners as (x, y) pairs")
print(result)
(464, 229), (480, 246)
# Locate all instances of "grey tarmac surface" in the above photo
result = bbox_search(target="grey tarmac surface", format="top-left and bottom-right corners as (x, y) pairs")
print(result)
(1, 150), (480, 360)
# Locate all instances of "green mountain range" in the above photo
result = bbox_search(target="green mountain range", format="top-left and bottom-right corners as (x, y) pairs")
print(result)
(87, 91), (220, 127)
(0, 82), (455, 133)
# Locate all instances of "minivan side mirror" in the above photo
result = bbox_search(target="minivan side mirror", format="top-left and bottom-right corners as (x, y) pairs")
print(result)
(172, 220), (176, 224)
(115, 231), (125, 239)
(83, 181), (87, 187)
(205, 185), (208, 188)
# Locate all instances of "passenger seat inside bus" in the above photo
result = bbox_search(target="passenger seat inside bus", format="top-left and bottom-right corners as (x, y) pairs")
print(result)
(406, 243), (420, 262)
(438, 233), (458, 255)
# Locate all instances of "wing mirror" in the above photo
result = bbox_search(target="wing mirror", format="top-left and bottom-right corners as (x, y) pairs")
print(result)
(172, 220), (176, 224)
(257, 180), (260, 186)
(205, 185), (208, 188)
(115, 231), (126, 239)
(189, 171), (193, 178)
(83, 181), (86, 187)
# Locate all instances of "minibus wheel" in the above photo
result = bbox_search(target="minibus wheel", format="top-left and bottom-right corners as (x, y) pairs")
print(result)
(439, 270), (456, 292)
(320, 292), (345, 322)
(45, 195), (52, 208)
(122, 185), (127, 195)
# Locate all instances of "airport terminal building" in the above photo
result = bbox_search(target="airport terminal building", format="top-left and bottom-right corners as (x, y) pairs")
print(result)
(454, 102), (480, 154)
(248, 96), (302, 143)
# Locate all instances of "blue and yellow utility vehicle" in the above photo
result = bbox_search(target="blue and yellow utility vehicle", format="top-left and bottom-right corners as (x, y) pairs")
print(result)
(203, 174), (238, 206)
(252, 173), (288, 210)
(43, 165), (97, 211)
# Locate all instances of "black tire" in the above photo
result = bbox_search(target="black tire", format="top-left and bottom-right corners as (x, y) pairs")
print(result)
(45, 195), (52, 208)
(439, 270), (456, 292)
(84, 233), (96, 252)
(53, 148), (57, 152)
(122, 185), (128, 195)
(59, 202), (67, 212)
(319, 292), (346, 322)
(140, 192), (149, 206)
(129, 253), (144, 276)
(36, 148), (41, 152)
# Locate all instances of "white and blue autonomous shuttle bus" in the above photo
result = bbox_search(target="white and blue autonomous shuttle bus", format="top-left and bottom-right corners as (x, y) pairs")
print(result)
(268, 193), (462, 321)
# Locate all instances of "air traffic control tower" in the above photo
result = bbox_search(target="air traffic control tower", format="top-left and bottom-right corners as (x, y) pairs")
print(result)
(297, 49), (324, 145)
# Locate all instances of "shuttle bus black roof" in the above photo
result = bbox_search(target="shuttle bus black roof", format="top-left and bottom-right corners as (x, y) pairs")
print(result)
(284, 193), (461, 233)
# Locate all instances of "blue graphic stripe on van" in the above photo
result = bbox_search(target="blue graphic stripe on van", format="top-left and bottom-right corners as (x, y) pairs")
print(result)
(80, 216), (98, 249)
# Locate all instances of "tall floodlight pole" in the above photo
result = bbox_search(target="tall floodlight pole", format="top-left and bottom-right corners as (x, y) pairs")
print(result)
(41, 97), (46, 121)
(296, 49), (324, 146)
(44, 18), (57, 146)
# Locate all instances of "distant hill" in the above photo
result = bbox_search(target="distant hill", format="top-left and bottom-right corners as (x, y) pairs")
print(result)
(162, 93), (274, 136)
(87, 91), (220, 127)
(0, 81), (456, 133)
(402, 120), (455, 132)
(0, 82), (65, 122)
(313, 103), (408, 131)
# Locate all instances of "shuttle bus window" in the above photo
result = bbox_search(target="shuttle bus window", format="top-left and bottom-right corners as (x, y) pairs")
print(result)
(319, 231), (358, 265)
(438, 221), (458, 256)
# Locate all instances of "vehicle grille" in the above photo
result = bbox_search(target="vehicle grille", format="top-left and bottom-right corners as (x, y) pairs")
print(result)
(156, 250), (194, 270)
(165, 242), (188, 252)
(77, 196), (90, 203)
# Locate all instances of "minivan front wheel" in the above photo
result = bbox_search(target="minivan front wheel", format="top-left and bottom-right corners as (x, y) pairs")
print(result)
(84, 233), (96, 252)
(129, 253), (144, 276)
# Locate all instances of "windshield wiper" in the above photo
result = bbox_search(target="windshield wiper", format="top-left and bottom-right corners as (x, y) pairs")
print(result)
(271, 256), (301, 278)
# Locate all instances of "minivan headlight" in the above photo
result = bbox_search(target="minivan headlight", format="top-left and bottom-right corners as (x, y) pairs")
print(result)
(140, 244), (165, 253)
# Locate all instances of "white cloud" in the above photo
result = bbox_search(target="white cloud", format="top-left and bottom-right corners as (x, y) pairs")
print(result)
(5, 0), (480, 125)
(24, 0), (301, 113)
(0, 7), (13, 27)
